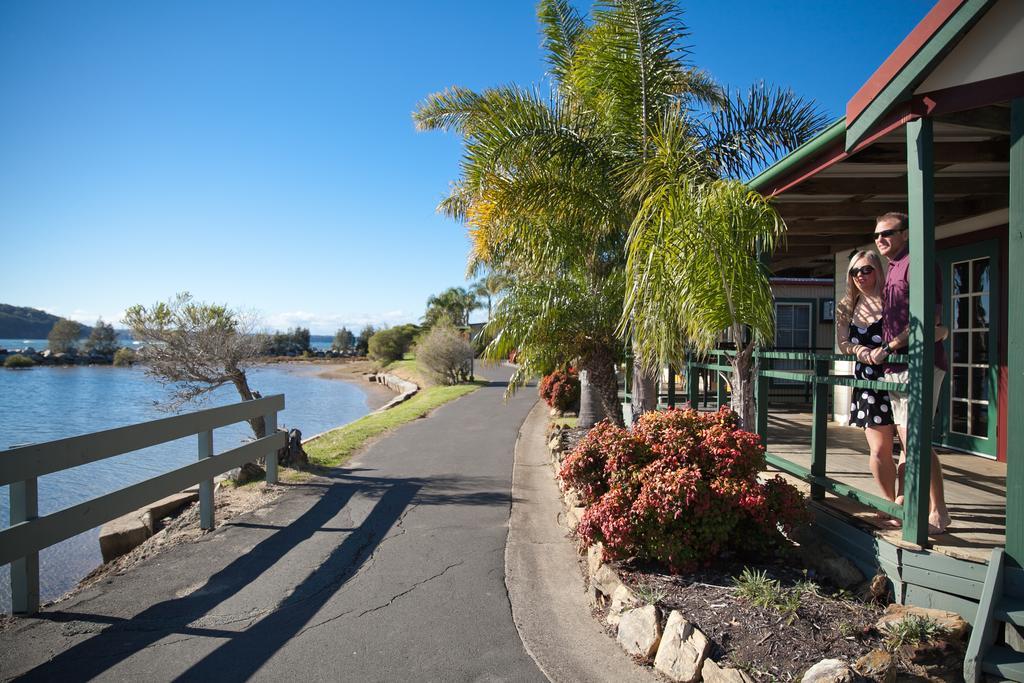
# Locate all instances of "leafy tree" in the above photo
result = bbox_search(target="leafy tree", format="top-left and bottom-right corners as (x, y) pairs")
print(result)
(265, 327), (311, 356)
(124, 293), (267, 481)
(113, 347), (138, 366)
(368, 324), (419, 364)
(332, 327), (355, 352)
(471, 270), (510, 321)
(415, 0), (824, 426)
(47, 318), (81, 354)
(84, 318), (118, 355)
(356, 325), (376, 356)
(423, 287), (479, 328)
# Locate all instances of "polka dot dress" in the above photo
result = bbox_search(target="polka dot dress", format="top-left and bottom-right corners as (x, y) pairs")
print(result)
(849, 319), (893, 428)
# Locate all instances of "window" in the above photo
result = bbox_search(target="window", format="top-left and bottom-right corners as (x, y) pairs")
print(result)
(774, 302), (813, 385)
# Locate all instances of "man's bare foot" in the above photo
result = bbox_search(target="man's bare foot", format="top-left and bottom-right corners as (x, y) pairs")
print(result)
(928, 512), (952, 535)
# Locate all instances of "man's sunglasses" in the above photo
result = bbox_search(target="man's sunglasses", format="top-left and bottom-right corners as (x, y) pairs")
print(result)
(873, 227), (906, 240)
(850, 265), (876, 277)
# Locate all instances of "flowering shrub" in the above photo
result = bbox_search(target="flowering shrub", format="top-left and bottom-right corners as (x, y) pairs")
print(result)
(562, 407), (810, 572)
(539, 367), (581, 412)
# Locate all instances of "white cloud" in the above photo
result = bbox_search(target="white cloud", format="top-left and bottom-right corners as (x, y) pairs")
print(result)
(261, 309), (415, 335)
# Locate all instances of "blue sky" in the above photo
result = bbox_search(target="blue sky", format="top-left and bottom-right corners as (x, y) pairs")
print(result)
(0, 1), (933, 334)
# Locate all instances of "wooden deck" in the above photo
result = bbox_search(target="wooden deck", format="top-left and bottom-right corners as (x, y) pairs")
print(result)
(763, 408), (1005, 565)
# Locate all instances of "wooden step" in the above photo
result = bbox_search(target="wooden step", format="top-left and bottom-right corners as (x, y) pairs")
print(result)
(996, 597), (1024, 626)
(982, 645), (1024, 681)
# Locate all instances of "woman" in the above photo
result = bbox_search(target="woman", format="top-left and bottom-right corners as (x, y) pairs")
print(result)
(836, 250), (899, 525)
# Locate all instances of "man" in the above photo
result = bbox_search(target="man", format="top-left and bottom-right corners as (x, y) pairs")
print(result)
(869, 211), (951, 535)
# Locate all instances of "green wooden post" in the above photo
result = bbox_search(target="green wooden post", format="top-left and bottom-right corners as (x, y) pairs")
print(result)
(809, 358), (829, 501)
(687, 355), (699, 408)
(903, 117), (936, 548)
(265, 411), (278, 485)
(1006, 98), (1024, 564)
(716, 358), (727, 409)
(667, 364), (676, 409)
(10, 477), (39, 614)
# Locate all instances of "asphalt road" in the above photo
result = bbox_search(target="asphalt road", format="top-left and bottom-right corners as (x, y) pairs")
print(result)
(0, 362), (546, 682)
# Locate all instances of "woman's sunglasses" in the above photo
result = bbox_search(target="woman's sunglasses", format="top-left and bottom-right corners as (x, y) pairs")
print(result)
(850, 265), (876, 277)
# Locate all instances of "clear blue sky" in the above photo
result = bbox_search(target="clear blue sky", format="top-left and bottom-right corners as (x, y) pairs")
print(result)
(0, 1), (933, 334)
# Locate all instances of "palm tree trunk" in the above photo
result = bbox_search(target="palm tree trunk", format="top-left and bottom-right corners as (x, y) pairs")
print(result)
(578, 369), (607, 428)
(630, 355), (659, 422)
(729, 346), (756, 430)
(580, 346), (623, 428)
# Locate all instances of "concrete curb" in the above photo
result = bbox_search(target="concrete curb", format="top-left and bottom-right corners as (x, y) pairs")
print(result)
(506, 400), (659, 683)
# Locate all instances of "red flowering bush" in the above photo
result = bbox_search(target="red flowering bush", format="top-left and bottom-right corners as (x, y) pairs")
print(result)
(539, 368), (581, 412)
(561, 407), (810, 572)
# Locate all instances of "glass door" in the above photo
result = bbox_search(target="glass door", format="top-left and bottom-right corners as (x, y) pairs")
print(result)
(937, 240), (1000, 457)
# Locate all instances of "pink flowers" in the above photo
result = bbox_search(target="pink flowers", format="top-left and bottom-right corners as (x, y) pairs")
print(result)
(560, 407), (810, 572)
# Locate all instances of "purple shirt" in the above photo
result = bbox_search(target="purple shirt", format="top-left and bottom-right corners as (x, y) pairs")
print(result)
(883, 247), (949, 374)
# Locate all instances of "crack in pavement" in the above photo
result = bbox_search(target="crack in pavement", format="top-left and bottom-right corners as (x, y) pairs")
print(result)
(355, 561), (465, 619)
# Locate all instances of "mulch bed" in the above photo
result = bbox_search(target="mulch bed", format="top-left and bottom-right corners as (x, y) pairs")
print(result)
(615, 559), (885, 681)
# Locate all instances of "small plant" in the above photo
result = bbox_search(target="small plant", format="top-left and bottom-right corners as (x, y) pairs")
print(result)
(884, 615), (948, 650)
(632, 582), (670, 606)
(4, 353), (35, 368)
(838, 621), (857, 639)
(733, 568), (782, 609)
(539, 368), (580, 412)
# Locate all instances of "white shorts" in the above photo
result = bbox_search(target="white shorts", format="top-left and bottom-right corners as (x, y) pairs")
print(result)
(887, 368), (946, 428)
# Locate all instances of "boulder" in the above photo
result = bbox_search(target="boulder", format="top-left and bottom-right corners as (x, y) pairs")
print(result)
(854, 649), (895, 683)
(796, 542), (864, 589)
(99, 512), (151, 562)
(140, 490), (199, 534)
(653, 611), (709, 683)
(875, 604), (969, 641)
(606, 584), (640, 627)
(616, 605), (662, 659)
(800, 659), (854, 683)
(701, 657), (756, 683)
(587, 543), (604, 579)
(591, 563), (624, 598)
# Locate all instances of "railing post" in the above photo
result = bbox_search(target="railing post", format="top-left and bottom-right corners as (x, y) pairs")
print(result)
(667, 364), (676, 409)
(10, 477), (39, 614)
(903, 116), (936, 547)
(810, 358), (829, 501)
(198, 430), (214, 531)
(754, 353), (768, 445)
(716, 352), (727, 408)
(265, 411), (278, 485)
(686, 355), (699, 409)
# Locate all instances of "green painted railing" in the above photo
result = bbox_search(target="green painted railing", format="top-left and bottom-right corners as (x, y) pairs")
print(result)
(682, 349), (912, 530)
(0, 395), (287, 615)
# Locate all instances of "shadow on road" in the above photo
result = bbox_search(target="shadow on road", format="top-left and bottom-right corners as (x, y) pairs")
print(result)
(17, 468), (515, 681)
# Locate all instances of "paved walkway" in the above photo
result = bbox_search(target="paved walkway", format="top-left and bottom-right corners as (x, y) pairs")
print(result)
(0, 363), (546, 682)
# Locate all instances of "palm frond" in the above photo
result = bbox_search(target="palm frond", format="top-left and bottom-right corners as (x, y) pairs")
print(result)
(539, 0), (587, 89)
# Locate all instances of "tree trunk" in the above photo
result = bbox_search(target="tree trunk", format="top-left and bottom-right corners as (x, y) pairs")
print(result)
(730, 351), (756, 431)
(580, 346), (623, 428)
(230, 372), (266, 439)
(577, 369), (607, 428)
(630, 353), (659, 423)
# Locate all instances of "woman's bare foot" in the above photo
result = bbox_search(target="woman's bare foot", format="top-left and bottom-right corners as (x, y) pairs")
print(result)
(928, 512), (952, 535)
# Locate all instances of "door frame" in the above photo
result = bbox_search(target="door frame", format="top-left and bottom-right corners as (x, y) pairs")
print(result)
(936, 239), (1000, 458)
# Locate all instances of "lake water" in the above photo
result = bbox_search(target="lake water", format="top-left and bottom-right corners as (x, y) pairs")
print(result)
(0, 338), (336, 352)
(0, 363), (372, 611)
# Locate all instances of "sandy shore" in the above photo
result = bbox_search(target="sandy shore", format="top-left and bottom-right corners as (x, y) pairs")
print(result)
(312, 358), (396, 411)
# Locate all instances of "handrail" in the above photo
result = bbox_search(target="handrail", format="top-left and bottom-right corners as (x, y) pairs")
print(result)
(0, 395), (285, 485)
(3, 395), (286, 615)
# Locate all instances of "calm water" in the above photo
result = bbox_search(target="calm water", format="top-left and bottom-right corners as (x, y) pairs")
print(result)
(0, 363), (371, 611)
(0, 338), (336, 352)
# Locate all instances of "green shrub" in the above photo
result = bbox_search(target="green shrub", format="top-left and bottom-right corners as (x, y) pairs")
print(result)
(416, 323), (474, 386)
(113, 347), (138, 366)
(562, 408), (811, 572)
(4, 353), (35, 368)
(368, 325), (419, 364)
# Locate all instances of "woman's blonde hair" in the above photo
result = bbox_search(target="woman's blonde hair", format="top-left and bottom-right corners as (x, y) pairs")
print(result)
(836, 250), (885, 324)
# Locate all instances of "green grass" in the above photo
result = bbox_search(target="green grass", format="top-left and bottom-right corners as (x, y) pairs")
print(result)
(883, 615), (947, 650)
(305, 382), (485, 468)
(550, 416), (578, 428)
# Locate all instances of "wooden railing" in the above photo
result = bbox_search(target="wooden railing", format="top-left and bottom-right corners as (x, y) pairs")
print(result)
(0, 395), (287, 615)
(684, 349), (922, 537)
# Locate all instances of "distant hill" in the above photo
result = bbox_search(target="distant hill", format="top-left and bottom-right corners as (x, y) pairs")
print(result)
(0, 304), (94, 339)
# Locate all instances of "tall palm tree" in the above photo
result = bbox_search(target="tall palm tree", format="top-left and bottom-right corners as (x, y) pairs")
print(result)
(424, 286), (480, 327)
(471, 269), (510, 322)
(416, 0), (826, 427)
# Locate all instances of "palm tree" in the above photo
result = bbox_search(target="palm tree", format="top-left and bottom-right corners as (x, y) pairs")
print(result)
(415, 0), (825, 427)
(471, 269), (510, 321)
(424, 286), (480, 328)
